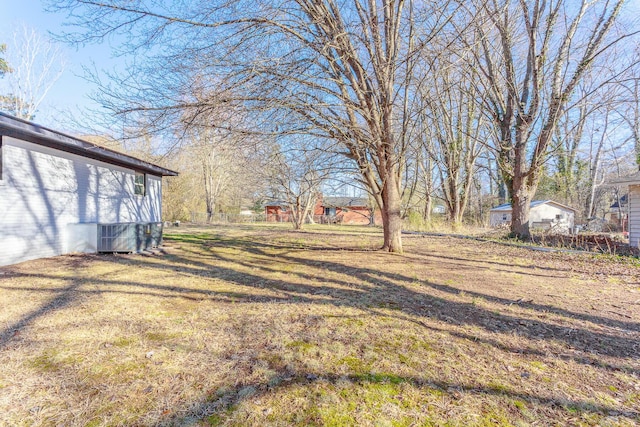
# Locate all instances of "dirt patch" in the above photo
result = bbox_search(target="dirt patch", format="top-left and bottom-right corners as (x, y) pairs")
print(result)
(0, 224), (638, 426)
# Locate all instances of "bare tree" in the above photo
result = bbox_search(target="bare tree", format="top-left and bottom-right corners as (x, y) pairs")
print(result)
(550, 93), (591, 209)
(265, 143), (333, 230)
(158, 135), (266, 223)
(466, 0), (635, 238)
(0, 25), (66, 120)
(161, 150), (206, 221)
(585, 114), (611, 219)
(179, 102), (266, 221)
(420, 51), (486, 226)
(49, 0), (460, 253)
(617, 78), (640, 167)
(402, 136), (435, 225)
(0, 44), (9, 77)
(197, 130), (238, 222)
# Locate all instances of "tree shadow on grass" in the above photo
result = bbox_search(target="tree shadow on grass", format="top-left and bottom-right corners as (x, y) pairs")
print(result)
(200, 234), (640, 333)
(0, 281), (81, 348)
(159, 370), (640, 425)
(0, 261), (137, 349)
(6, 247), (634, 375)
(1, 231), (638, 424)
(106, 238), (640, 368)
(178, 236), (640, 354)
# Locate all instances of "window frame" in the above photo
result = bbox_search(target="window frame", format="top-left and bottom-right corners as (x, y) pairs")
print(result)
(134, 171), (146, 196)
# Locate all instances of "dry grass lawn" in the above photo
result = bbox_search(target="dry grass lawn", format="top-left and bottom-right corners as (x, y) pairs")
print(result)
(0, 223), (639, 426)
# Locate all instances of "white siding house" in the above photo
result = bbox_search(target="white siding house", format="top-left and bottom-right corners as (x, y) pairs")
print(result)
(610, 172), (640, 248)
(489, 200), (576, 233)
(0, 113), (177, 266)
(631, 185), (640, 248)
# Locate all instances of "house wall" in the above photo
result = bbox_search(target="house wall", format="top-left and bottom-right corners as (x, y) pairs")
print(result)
(0, 136), (162, 266)
(529, 204), (574, 232)
(337, 207), (375, 225)
(265, 206), (291, 222)
(629, 184), (640, 248)
(489, 211), (511, 227)
(490, 204), (574, 231)
(265, 203), (380, 225)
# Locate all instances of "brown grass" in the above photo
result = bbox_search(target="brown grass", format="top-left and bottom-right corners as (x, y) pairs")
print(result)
(0, 223), (639, 426)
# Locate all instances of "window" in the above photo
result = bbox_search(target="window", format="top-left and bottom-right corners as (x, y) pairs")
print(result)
(555, 214), (561, 220)
(134, 172), (146, 196)
(325, 207), (336, 216)
(502, 214), (508, 221)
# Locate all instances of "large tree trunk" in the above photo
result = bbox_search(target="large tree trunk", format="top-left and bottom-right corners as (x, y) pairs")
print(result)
(293, 196), (303, 230)
(206, 205), (214, 223)
(422, 194), (432, 223)
(381, 173), (403, 253)
(420, 159), (433, 223)
(510, 176), (534, 239)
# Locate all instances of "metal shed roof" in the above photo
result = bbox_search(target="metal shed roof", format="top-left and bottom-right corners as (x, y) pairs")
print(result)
(0, 112), (178, 177)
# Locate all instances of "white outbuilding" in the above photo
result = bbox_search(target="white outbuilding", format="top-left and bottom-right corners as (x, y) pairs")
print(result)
(489, 200), (576, 233)
(0, 113), (178, 266)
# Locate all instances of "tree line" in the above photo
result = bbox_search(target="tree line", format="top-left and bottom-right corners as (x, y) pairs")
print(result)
(40, 0), (640, 252)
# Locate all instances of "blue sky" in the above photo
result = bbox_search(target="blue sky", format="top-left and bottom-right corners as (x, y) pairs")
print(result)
(0, 0), (119, 130)
(3, 0), (640, 134)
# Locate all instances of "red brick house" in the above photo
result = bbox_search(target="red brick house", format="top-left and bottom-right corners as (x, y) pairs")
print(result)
(264, 200), (292, 222)
(264, 196), (379, 225)
(317, 196), (379, 225)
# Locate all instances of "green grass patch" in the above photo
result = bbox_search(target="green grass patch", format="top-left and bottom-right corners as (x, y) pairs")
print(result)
(286, 340), (316, 351)
(112, 336), (137, 347)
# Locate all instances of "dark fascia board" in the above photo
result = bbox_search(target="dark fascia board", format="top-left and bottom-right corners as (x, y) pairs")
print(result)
(0, 113), (178, 177)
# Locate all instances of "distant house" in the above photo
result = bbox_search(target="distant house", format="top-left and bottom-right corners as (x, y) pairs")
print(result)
(264, 200), (291, 222)
(432, 204), (446, 215)
(264, 195), (379, 225)
(318, 196), (378, 225)
(610, 172), (640, 247)
(0, 113), (178, 266)
(489, 200), (576, 233)
(607, 194), (628, 225)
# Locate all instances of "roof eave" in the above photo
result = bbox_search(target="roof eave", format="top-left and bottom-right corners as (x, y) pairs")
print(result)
(0, 113), (178, 177)
(609, 178), (640, 186)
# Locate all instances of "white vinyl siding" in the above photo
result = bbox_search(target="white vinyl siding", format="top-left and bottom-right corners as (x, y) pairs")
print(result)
(489, 211), (511, 227)
(0, 136), (162, 266)
(528, 203), (574, 232)
(489, 202), (574, 232)
(629, 185), (640, 249)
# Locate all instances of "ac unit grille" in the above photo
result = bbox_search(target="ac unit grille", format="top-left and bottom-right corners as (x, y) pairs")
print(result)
(97, 223), (163, 252)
